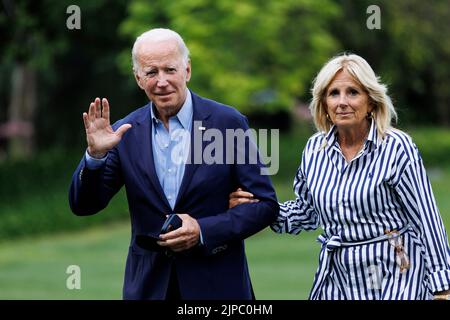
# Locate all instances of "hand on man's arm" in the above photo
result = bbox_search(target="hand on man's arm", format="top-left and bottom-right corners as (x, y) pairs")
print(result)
(434, 289), (450, 300)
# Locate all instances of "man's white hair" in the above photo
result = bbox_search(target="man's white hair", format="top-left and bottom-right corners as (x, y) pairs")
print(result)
(131, 28), (190, 74)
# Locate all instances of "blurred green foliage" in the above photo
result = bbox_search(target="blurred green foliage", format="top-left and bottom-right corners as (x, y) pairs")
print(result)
(118, 0), (340, 113)
(406, 127), (450, 167)
(0, 0), (140, 151)
(0, 148), (129, 240)
(0, 0), (449, 154)
(332, 0), (450, 125)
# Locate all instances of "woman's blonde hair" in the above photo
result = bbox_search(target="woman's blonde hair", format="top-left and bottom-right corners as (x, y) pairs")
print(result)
(309, 53), (397, 138)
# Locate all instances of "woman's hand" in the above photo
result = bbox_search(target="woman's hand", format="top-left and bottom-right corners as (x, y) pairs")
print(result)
(433, 289), (450, 300)
(229, 188), (259, 208)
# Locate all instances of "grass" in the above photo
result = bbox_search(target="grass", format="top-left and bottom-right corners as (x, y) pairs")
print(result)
(0, 222), (128, 299)
(247, 228), (321, 299)
(0, 219), (321, 300)
(0, 169), (448, 300)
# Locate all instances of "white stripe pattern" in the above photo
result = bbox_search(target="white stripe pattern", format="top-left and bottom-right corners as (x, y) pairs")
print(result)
(271, 120), (450, 299)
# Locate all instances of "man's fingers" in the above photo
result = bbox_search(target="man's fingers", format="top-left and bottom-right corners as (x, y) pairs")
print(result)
(94, 97), (101, 118)
(157, 236), (184, 248)
(87, 97), (107, 122)
(88, 102), (96, 122)
(102, 98), (110, 121)
(158, 236), (182, 246)
(115, 124), (132, 138)
(158, 236), (196, 251)
(157, 214), (199, 252)
(82, 112), (90, 129)
(159, 228), (183, 241)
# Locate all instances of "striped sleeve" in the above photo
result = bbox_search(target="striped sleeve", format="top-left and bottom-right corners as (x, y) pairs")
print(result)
(394, 157), (450, 293)
(271, 156), (319, 234)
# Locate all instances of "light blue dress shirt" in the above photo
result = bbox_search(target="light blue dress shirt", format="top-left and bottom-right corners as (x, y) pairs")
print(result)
(150, 90), (192, 209)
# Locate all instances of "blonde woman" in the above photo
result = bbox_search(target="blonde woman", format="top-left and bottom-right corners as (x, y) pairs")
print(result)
(230, 53), (450, 300)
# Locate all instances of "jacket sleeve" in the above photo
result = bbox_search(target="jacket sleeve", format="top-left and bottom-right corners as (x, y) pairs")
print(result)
(68, 146), (124, 216)
(196, 115), (279, 255)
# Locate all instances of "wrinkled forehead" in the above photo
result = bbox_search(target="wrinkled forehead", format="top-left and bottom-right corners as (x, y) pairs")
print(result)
(136, 39), (183, 64)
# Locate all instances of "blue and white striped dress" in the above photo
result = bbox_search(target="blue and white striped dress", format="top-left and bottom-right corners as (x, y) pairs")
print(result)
(271, 120), (450, 299)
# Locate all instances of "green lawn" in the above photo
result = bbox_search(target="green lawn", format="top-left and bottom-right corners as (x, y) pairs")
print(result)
(0, 165), (448, 299)
(0, 222), (128, 299)
(0, 220), (322, 300)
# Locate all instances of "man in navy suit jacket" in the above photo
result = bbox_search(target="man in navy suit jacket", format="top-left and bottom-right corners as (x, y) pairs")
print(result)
(69, 28), (278, 300)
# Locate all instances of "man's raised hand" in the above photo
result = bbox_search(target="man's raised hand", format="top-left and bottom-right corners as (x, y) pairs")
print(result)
(82, 97), (132, 158)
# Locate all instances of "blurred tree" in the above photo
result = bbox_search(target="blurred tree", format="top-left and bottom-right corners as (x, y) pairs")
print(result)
(386, 0), (450, 126)
(0, 0), (68, 158)
(1, 0), (447, 160)
(0, 0), (134, 158)
(331, 0), (450, 126)
(118, 0), (341, 114)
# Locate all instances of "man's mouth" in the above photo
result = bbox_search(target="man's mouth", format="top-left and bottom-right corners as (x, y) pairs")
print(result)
(155, 92), (173, 97)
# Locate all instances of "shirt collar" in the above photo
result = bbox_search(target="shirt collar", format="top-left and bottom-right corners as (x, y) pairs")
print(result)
(366, 118), (380, 148)
(324, 118), (380, 149)
(150, 89), (193, 130)
(325, 124), (338, 146)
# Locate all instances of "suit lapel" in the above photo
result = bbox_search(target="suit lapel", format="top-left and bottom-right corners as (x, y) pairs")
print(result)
(175, 93), (211, 208)
(135, 106), (172, 210)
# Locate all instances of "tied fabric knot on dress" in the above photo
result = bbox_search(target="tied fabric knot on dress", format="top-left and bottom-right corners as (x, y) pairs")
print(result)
(317, 234), (343, 252)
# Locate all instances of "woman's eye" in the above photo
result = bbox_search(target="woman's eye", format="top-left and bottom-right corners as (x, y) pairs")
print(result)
(329, 89), (339, 96)
(349, 89), (359, 95)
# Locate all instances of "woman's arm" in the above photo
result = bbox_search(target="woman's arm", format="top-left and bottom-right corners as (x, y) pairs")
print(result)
(394, 157), (450, 296)
(270, 165), (319, 234)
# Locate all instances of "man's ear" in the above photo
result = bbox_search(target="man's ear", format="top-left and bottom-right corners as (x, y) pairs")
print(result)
(135, 72), (144, 90)
(185, 60), (191, 82)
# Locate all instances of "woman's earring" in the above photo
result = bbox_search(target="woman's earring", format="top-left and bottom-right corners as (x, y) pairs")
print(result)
(326, 113), (331, 121)
(367, 111), (374, 119)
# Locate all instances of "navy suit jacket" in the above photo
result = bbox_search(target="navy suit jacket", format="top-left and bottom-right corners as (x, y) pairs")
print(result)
(69, 92), (279, 299)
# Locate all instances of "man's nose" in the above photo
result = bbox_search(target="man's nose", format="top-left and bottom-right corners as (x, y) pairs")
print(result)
(156, 73), (169, 87)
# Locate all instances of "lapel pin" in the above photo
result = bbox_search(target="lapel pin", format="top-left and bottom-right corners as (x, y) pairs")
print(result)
(198, 126), (206, 131)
